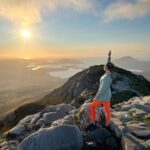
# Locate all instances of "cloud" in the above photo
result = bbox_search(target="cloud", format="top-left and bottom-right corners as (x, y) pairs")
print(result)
(0, 0), (95, 25)
(0, 0), (150, 25)
(102, 0), (150, 22)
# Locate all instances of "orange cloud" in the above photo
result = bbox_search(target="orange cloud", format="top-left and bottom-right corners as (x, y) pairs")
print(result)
(0, 0), (95, 25)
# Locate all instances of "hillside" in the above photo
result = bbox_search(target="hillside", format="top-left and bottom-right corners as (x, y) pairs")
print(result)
(0, 65), (150, 150)
(0, 96), (150, 150)
(39, 65), (150, 106)
(0, 58), (65, 117)
(0, 65), (150, 130)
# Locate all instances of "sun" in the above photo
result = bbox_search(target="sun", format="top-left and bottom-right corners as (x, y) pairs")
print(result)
(24, 57), (31, 60)
(21, 29), (31, 38)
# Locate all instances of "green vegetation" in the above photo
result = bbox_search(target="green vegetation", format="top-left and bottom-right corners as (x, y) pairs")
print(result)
(143, 119), (150, 125)
(0, 137), (6, 143)
(132, 116), (150, 125)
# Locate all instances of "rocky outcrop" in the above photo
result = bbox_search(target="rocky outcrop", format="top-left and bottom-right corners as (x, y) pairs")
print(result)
(0, 140), (19, 150)
(110, 96), (150, 150)
(39, 65), (150, 106)
(0, 101), (119, 150)
(4, 104), (74, 139)
(0, 96), (150, 150)
(20, 125), (83, 150)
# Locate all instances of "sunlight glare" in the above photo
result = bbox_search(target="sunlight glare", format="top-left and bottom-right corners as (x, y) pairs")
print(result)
(21, 29), (30, 38)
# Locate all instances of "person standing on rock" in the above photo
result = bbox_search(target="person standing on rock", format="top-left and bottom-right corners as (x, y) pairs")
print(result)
(90, 50), (115, 127)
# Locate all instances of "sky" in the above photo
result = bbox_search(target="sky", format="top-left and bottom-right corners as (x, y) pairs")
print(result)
(0, 0), (150, 59)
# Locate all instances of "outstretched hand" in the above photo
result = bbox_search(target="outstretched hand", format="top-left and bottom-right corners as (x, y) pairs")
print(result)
(108, 50), (111, 56)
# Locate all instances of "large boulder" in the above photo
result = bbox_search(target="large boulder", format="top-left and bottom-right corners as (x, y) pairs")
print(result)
(19, 125), (83, 150)
(42, 104), (75, 125)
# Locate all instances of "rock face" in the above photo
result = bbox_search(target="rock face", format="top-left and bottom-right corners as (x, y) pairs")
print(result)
(40, 65), (150, 106)
(20, 125), (83, 150)
(0, 140), (18, 150)
(4, 104), (74, 139)
(0, 96), (150, 150)
(111, 96), (150, 150)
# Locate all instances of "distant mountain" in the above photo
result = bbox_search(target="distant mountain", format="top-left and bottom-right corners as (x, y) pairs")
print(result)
(49, 58), (83, 65)
(114, 56), (150, 72)
(114, 56), (138, 63)
(140, 70), (150, 81)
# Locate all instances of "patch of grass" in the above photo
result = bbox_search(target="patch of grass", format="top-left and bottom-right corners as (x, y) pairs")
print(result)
(0, 137), (6, 143)
(133, 116), (150, 125)
(143, 119), (150, 125)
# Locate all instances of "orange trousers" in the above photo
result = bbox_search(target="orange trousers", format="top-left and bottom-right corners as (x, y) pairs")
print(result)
(89, 99), (111, 126)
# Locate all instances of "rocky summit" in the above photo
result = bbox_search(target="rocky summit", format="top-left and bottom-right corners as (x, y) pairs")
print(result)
(40, 65), (150, 106)
(0, 96), (150, 150)
(0, 65), (150, 129)
(0, 65), (150, 150)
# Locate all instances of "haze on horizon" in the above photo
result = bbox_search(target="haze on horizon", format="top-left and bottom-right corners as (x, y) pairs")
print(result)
(0, 0), (150, 59)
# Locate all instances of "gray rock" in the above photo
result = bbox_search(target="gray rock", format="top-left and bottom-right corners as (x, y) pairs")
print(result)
(127, 124), (150, 139)
(122, 105), (132, 111)
(43, 105), (56, 113)
(131, 108), (147, 118)
(43, 112), (59, 125)
(0, 141), (19, 150)
(6, 124), (25, 136)
(110, 115), (124, 138)
(69, 109), (79, 117)
(145, 140), (150, 149)
(111, 111), (132, 122)
(121, 131), (148, 150)
(29, 113), (41, 128)
(51, 115), (75, 127)
(141, 96), (150, 104)
(35, 119), (45, 127)
(134, 104), (150, 113)
(143, 114), (150, 119)
(56, 104), (75, 115)
(42, 104), (75, 125)
(20, 125), (83, 150)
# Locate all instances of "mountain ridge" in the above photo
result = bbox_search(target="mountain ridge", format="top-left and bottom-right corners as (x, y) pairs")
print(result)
(0, 65), (150, 131)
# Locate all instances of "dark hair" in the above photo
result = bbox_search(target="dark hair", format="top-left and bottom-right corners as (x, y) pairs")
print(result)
(105, 62), (115, 72)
